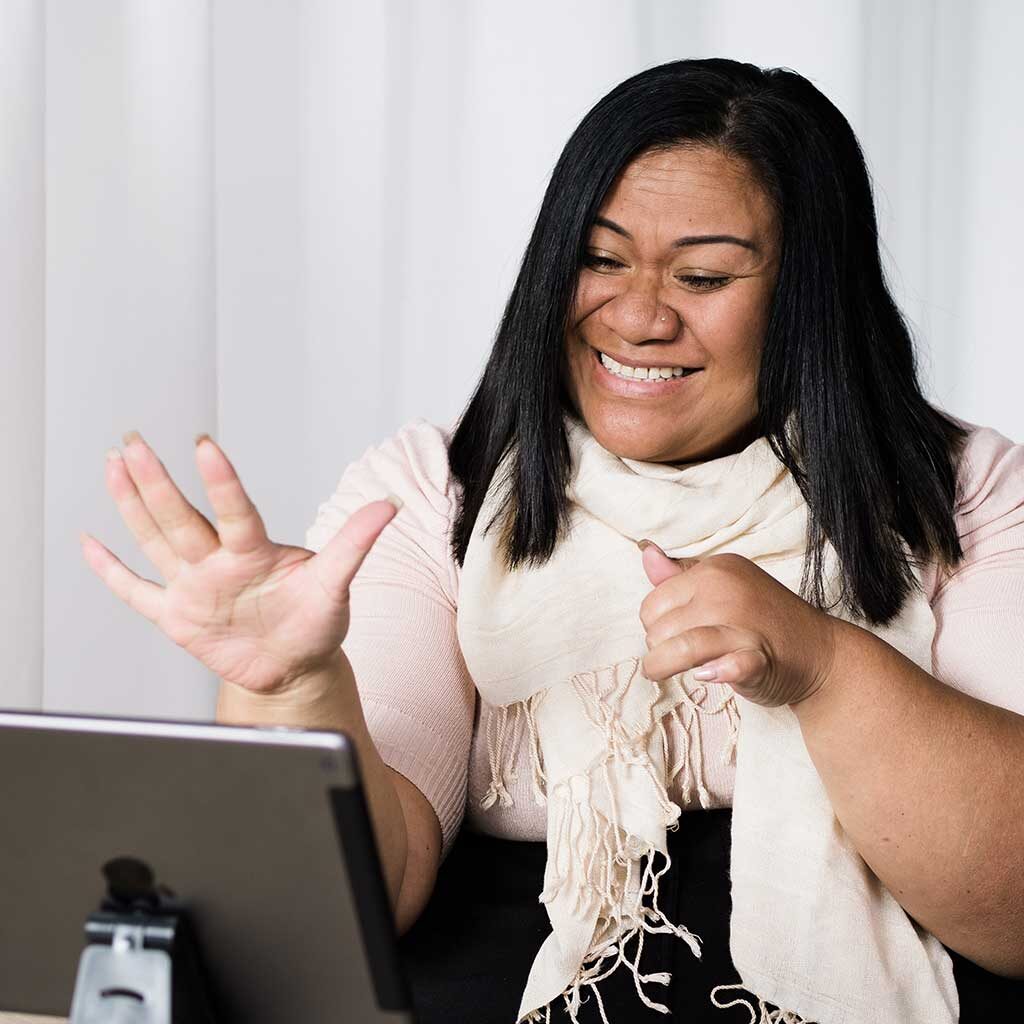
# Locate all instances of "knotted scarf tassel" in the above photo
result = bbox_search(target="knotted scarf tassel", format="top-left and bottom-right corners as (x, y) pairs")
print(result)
(481, 694), (549, 810)
(711, 984), (818, 1024)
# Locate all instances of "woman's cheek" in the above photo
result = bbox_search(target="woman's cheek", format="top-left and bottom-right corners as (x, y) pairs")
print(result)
(575, 274), (621, 318)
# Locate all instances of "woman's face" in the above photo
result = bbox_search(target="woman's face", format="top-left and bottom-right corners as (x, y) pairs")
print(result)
(563, 145), (781, 464)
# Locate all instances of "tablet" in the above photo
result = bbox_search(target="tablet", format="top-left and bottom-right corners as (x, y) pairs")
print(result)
(0, 711), (415, 1023)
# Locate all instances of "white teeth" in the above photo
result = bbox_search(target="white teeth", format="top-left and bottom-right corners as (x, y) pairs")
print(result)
(599, 351), (688, 381)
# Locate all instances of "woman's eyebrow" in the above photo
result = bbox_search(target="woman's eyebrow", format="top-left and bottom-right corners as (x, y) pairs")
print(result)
(593, 215), (760, 253)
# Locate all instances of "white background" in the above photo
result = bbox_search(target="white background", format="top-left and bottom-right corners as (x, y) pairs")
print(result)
(2, 0), (1022, 718)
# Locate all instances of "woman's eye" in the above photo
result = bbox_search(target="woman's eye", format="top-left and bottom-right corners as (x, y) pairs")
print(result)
(582, 255), (730, 291)
(582, 254), (623, 270)
(678, 275), (730, 291)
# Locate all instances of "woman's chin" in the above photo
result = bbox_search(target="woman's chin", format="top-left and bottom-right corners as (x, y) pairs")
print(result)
(580, 410), (694, 463)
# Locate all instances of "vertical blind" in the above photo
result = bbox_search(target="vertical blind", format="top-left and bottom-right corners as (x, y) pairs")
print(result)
(2, 0), (1021, 717)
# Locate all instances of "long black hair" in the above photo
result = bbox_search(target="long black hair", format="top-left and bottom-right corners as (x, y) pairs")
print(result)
(447, 57), (968, 626)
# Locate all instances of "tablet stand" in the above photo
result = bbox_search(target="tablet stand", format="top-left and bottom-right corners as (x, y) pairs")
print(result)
(68, 905), (221, 1024)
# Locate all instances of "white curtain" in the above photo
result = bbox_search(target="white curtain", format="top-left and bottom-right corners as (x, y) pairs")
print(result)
(2, 0), (1021, 719)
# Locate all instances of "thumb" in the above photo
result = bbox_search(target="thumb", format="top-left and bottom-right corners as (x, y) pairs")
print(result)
(638, 538), (698, 586)
(312, 496), (402, 599)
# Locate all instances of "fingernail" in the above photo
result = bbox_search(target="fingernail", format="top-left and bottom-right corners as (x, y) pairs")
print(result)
(195, 432), (212, 448)
(693, 666), (718, 681)
(122, 429), (143, 448)
(106, 447), (122, 462)
(384, 492), (404, 511)
(638, 538), (667, 556)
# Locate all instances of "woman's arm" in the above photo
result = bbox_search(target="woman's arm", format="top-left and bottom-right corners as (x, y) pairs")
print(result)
(792, 620), (1024, 977)
(296, 418), (475, 931)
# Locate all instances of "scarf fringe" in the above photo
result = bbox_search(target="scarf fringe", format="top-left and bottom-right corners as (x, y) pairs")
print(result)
(522, 843), (703, 1024)
(481, 690), (549, 809)
(481, 660), (740, 815)
(499, 660), (732, 1024)
(481, 670), (813, 1024)
(710, 984), (818, 1024)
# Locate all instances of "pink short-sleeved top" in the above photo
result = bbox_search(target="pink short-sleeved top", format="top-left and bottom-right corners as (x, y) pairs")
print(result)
(304, 417), (1024, 861)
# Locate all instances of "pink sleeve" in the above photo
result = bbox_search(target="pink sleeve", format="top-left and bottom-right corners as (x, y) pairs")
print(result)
(926, 421), (1024, 716)
(304, 417), (475, 860)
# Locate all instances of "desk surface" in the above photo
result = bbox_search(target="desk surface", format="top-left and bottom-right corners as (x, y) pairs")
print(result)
(0, 1015), (65, 1022)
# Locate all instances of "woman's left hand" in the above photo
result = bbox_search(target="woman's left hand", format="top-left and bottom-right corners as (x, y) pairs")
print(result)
(638, 540), (838, 709)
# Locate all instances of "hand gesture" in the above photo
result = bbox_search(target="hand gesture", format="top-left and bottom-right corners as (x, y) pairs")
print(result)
(80, 431), (398, 695)
(637, 540), (838, 708)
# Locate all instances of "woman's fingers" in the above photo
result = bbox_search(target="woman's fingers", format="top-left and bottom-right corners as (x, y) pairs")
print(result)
(193, 436), (270, 555)
(119, 432), (221, 564)
(104, 448), (182, 581)
(78, 531), (165, 625)
(642, 623), (767, 684)
(309, 498), (401, 605)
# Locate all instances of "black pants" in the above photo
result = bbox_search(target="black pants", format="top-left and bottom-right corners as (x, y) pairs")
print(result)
(398, 808), (1021, 1023)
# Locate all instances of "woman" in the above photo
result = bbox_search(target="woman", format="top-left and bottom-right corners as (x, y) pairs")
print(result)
(81, 59), (1024, 1022)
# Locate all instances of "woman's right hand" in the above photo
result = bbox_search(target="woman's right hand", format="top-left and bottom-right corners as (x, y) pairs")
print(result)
(79, 430), (399, 696)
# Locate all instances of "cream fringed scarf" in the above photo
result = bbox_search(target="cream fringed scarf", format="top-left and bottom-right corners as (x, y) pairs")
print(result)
(454, 412), (960, 1024)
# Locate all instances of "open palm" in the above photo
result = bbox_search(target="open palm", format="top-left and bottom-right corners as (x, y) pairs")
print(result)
(79, 431), (398, 695)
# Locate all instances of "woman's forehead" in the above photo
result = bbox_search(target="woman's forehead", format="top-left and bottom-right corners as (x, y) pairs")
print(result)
(596, 147), (777, 247)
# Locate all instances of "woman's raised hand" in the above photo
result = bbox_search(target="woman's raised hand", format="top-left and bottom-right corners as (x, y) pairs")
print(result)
(79, 431), (399, 696)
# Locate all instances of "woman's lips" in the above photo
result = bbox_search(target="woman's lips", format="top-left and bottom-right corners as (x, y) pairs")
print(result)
(590, 345), (702, 397)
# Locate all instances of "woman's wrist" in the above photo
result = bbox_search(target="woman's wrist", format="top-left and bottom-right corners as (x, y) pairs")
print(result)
(215, 648), (359, 729)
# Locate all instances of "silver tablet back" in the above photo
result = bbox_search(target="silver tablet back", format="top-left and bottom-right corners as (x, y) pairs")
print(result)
(0, 712), (414, 1023)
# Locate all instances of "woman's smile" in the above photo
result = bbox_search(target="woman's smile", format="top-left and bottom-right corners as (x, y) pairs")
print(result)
(588, 342), (704, 398)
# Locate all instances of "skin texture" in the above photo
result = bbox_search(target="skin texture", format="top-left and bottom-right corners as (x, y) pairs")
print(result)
(562, 144), (781, 465)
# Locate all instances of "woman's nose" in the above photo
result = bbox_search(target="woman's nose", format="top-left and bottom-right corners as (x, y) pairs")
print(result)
(598, 282), (678, 344)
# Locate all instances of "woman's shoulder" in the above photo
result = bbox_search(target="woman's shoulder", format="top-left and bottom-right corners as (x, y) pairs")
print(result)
(345, 415), (458, 509)
(310, 417), (457, 522)
(305, 416), (462, 596)
(920, 414), (1024, 601)
(946, 414), (1024, 524)
(924, 416), (1024, 714)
